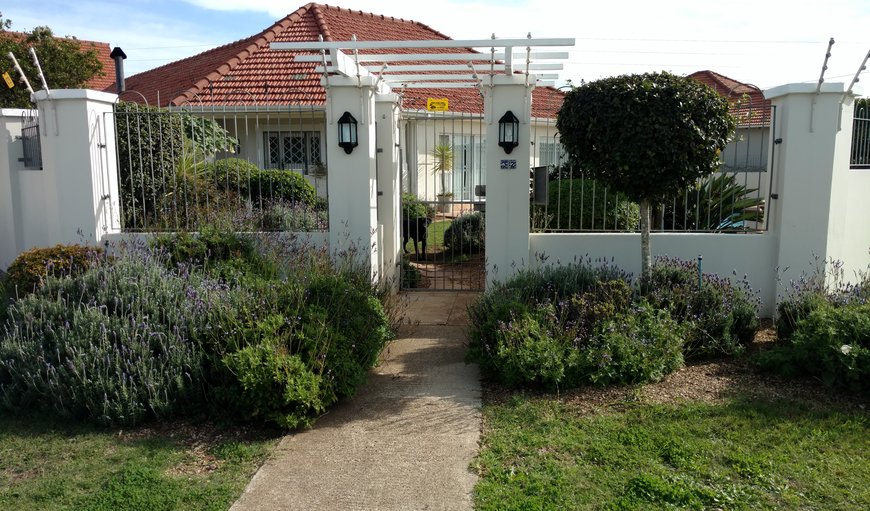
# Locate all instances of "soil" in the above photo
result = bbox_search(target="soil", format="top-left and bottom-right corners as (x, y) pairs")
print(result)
(407, 252), (485, 291)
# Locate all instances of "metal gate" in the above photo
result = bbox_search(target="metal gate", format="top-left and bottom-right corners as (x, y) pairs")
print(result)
(399, 109), (485, 291)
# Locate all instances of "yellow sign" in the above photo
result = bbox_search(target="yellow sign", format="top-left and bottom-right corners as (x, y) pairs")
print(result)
(427, 98), (449, 111)
(2, 72), (13, 89)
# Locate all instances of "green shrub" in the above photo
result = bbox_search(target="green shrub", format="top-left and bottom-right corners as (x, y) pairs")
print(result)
(204, 158), (318, 208)
(4, 244), (103, 297)
(402, 193), (434, 220)
(152, 224), (277, 282)
(775, 286), (835, 342)
(479, 296), (683, 389)
(401, 258), (422, 288)
(645, 257), (759, 358)
(0, 226), (393, 429)
(443, 212), (484, 253)
(115, 102), (187, 230)
(758, 301), (870, 391)
(205, 273), (390, 428)
(0, 273), (7, 322)
(221, 339), (325, 429)
(468, 261), (685, 389)
(467, 262), (630, 366)
(546, 178), (639, 230)
(573, 304), (685, 386)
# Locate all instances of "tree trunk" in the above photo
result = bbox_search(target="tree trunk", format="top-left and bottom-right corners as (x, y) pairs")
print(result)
(640, 198), (652, 288)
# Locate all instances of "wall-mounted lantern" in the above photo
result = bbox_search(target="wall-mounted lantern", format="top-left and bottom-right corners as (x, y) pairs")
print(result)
(498, 110), (520, 154)
(337, 111), (358, 154)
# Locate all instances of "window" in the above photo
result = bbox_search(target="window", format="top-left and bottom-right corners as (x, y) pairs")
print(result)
(538, 138), (565, 168)
(263, 131), (322, 173)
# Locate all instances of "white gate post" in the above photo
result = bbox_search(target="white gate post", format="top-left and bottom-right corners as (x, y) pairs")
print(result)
(0, 109), (29, 269)
(483, 75), (535, 287)
(375, 93), (402, 291)
(32, 89), (121, 247)
(765, 83), (869, 297)
(323, 76), (381, 282)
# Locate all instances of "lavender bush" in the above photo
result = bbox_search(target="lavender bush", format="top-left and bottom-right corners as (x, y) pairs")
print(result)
(0, 251), (215, 425)
(467, 256), (760, 388)
(758, 257), (870, 391)
(0, 225), (393, 428)
(645, 257), (760, 358)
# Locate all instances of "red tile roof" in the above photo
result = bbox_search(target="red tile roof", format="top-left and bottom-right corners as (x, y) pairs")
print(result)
(688, 70), (771, 128)
(119, 3), (564, 117)
(3, 31), (113, 91)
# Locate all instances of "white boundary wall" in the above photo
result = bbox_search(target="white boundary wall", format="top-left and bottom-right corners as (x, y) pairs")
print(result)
(524, 84), (869, 317)
(3, 83), (868, 313)
(530, 233), (778, 315)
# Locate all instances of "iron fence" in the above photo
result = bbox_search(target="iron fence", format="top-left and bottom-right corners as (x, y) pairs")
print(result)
(20, 111), (42, 170)
(852, 113), (870, 169)
(529, 107), (774, 233)
(112, 102), (329, 232)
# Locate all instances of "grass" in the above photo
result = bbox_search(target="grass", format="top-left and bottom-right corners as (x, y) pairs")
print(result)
(426, 218), (452, 252)
(474, 392), (870, 510)
(0, 413), (280, 511)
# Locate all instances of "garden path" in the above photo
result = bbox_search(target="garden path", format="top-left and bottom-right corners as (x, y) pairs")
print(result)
(231, 291), (482, 511)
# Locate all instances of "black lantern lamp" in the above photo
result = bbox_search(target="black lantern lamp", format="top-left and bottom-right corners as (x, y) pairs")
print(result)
(498, 110), (520, 154)
(337, 111), (358, 154)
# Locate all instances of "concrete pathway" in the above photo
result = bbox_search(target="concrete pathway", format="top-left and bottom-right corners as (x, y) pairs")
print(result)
(231, 291), (482, 511)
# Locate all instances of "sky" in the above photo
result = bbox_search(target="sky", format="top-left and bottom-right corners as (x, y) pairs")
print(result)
(3, 0), (869, 93)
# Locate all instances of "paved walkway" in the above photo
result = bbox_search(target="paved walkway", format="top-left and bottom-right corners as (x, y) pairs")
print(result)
(231, 291), (482, 511)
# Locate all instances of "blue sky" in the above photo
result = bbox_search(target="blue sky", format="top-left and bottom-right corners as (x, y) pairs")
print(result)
(4, 0), (869, 91)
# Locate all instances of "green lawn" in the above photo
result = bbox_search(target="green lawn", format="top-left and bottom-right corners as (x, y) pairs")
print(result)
(0, 413), (280, 511)
(474, 389), (869, 510)
(426, 218), (452, 252)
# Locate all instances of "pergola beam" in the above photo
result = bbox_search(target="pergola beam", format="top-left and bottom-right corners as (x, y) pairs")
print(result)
(272, 37), (574, 51)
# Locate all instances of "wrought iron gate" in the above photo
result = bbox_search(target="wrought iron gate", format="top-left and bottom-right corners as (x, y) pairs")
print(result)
(399, 109), (485, 291)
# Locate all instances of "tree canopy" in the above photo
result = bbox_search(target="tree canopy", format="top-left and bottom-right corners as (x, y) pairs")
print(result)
(1, 22), (104, 108)
(556, 72), (735, 281)
(556, 72), (735, 203)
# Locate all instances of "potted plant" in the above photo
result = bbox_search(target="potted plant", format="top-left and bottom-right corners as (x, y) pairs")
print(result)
(432, 143), (454, 213)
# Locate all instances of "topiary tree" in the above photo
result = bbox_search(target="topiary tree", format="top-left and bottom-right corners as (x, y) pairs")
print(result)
(556, 72), (735, 282)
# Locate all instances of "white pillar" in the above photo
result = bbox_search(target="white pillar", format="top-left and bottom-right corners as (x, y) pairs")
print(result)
(483, 75), (535, 286)
(323, 77), (380, 282)
(31, 89), (121, 248)
(0, 109), (29, 269)
(376, 93), (401, 291)
(765, 83), (869, 295)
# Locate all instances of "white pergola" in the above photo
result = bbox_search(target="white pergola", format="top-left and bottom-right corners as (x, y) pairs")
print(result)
(271, 35), (575, 92)
(270, 36), (575, 288)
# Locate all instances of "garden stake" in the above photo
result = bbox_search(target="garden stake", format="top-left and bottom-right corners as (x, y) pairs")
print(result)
(698, 254), (703, 291)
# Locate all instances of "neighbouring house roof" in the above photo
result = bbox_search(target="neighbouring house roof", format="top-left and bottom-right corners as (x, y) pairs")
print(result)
(118, 2), (564, 118)
(79, 39), (116, 91)
(688, 70), (771, 128)
(4, 31), (114, 91)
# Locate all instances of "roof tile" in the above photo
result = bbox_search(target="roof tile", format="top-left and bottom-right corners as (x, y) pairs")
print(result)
(689, 70), (771, 128)
(120, 3), (563, 117)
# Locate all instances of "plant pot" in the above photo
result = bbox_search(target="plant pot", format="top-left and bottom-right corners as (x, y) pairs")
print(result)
(436, 194), (453, 213)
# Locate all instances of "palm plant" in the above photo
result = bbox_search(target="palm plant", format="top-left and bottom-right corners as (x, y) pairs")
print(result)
(431, 144), (455, 197)
(655, 173), (764, 231)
